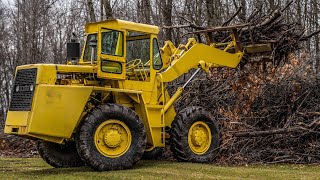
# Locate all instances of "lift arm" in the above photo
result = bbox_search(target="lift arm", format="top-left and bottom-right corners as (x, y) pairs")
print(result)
(159, 39), (243, 83)
(159, 36), (244, 115)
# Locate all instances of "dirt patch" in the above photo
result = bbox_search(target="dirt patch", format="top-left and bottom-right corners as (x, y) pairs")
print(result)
(0, 134), (38, 158)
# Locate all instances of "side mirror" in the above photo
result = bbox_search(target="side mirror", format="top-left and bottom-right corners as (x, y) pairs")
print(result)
(67, 34), (80, 61)
(89, 39), (97, 65)
(89, 39), (97, 47)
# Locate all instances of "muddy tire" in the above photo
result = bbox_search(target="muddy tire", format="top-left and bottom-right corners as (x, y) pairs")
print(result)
(170, 106), (220, 163)
(37, 141), (84, 168)
(76, 103), (146, 171)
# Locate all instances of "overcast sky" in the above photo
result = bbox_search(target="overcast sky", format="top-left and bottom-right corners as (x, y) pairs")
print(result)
(2, 0), (14, 7)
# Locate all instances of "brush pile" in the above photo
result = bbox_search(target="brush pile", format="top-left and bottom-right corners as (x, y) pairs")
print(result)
(184, 1), (320, 67)
(230, 8), (306, 66)
(168, 2), (320, 164)
(171, 51), (320, 164)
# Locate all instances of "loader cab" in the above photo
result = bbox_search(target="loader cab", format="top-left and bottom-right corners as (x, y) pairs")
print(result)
(125, 31), (163, 81)
(79, 19), (163, 82)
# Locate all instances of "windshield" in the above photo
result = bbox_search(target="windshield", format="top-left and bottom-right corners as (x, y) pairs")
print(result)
(126, 38), (150, 66)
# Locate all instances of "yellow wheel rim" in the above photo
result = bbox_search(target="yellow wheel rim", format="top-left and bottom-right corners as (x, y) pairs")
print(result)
(94, 120), (131, 158)
(188, 121), (212, 155)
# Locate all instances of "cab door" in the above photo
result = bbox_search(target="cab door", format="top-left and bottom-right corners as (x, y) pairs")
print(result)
(97, 26), (126, 80)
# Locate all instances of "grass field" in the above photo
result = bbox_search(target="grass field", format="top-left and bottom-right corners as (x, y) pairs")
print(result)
(0, 158), (319, 180)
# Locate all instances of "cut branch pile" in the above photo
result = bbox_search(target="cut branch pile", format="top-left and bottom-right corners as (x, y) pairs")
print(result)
(165, 3), (320, 164)
(237, 8), (307, 66)
(224, 76), (320, 164)
(179, 2), (320, 67)
(170, 51), (320, 164)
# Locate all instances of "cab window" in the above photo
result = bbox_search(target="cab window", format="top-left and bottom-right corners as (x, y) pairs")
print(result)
(83, 34), (97, 62)
(101, 60), (122, 74)
(101, 29), (123, 56)
(152, 38), (162, 70)
(126, 34), (150, 66)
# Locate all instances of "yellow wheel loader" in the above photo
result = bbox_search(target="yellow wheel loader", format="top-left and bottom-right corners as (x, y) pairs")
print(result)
(4, 19), (272, 171)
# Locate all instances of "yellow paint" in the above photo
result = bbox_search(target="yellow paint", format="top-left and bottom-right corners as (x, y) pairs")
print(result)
(5, 111), (29, 126)
(145, 104), (165, 147)
(5, 19), (246, 151)
(188, 121), (212, 155)
(97, 27), (126, 80)
(94, 120), (132, 158)
(85, 19), (159, 36)
(93, 86), (142, 94)
(17, 64), (96, 74)
(28, 85), (92, 138)
(163, 87), (183, 113)
(160, 41), (243, 82)
(115, 31), (123, 55)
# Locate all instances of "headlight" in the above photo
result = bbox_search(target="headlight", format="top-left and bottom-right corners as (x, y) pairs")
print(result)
(30, 85), (34, 91)
(15, 86), (19, 92)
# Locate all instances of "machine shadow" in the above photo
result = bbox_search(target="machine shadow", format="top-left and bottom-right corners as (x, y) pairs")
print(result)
(23, 166), (93, 175)
(23, 160), (168, 175)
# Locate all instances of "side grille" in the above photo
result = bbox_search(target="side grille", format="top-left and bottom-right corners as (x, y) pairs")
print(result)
(9, 68), (37, 111)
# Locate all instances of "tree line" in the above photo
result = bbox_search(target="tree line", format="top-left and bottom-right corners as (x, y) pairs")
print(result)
(0, 0), (319, 131)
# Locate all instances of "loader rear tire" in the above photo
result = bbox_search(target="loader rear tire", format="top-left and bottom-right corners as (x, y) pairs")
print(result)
(37, 141), (84, 168)
(170, 106), (220, 163)
(76, 104), (146, 171)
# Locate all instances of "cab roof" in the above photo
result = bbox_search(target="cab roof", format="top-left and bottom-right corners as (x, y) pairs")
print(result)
(85, 19), (159, 35)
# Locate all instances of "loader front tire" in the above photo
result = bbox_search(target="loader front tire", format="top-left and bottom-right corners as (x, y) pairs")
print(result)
(170, 106), (220, 163)
(37, 141), (84, 168)
(76, 104), (146, 171)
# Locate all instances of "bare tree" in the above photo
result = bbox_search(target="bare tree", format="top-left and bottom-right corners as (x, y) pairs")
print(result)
(312, 0), (319, 72)
(205, 0), (215, 26)
(239, 0), (246, 22)
(87, 0), (96, 22)
(137, 0), (153, 24)
(102, 0), (113, 19)
(161, 0), (173, 40)
(268, 0), (275, 10)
